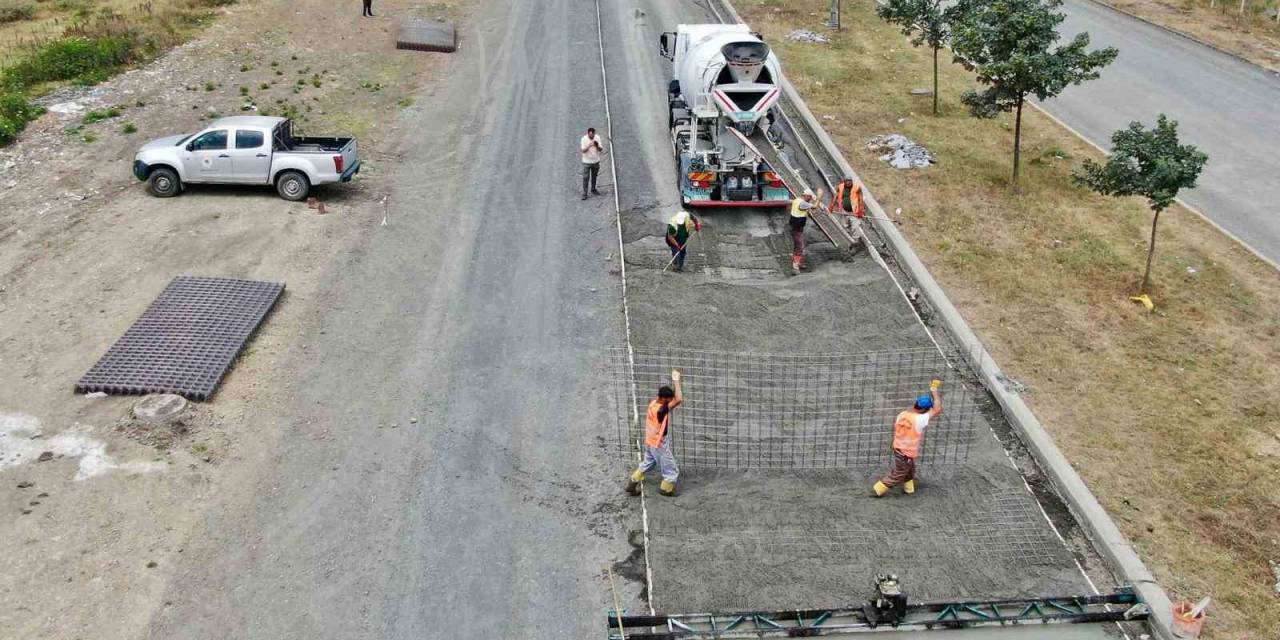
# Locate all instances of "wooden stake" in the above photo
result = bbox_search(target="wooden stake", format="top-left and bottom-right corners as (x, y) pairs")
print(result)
(606, 565), (627, 640)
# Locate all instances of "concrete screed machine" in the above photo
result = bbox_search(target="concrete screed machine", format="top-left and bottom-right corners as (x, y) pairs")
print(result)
(659, 24), (792, 208)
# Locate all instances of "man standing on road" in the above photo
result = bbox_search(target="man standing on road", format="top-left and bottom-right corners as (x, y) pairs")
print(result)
(580, 127), (606, 200)
(874, 379), (943, 497)
(625, 369), (684, 497)
(361, 0), (373, 17)
(789, 188), (823, 273)
(666, 210), (701, 272)
(829, 176), (865, 231)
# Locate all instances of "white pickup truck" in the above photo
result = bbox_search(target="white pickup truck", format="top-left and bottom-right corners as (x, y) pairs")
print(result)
(132, 116), (359, 201)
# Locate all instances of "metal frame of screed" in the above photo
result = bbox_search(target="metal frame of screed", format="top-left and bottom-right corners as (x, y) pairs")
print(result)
(613, 346), (981, 470)
(606, 589), (1149, 638)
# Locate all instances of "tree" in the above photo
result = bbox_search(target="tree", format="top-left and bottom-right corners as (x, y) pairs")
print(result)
(1073, 115), (1208, 295)
(950, 0), (1117, 187)
(877, 0), (954, 115)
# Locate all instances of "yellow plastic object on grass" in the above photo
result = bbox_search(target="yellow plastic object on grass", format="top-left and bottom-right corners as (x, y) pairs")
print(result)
(1129, 294), (1154, 312)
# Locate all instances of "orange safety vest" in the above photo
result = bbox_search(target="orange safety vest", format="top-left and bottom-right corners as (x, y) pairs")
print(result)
(892, 410), (923, 458)
(645, 399), (671, 447)
(831, 181), (865, 218)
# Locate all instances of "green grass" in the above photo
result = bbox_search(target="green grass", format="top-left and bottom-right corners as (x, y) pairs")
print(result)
(0, 1), (35, 24)
(745, 1), (1280, 637)
(0, 0), (238, 147)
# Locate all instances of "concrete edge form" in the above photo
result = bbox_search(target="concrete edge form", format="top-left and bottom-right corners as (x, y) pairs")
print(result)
(710, 0), (1176, 637)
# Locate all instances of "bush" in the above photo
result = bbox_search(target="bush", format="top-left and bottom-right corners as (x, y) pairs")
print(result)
(2, 36), (139, 90)
(0, 91), (43, 146)
(0, 1), (36, 24)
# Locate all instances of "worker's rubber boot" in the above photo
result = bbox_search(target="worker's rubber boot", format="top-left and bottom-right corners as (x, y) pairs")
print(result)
(625, 470), (644, 496)
(904, 480), (916, 495)
(659, 480), (678, 497)
(872, 481), (889, 497)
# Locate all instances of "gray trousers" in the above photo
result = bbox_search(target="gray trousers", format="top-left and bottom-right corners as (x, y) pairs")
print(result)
(637, 436), (679, 482)
(582, 162), (600, 194)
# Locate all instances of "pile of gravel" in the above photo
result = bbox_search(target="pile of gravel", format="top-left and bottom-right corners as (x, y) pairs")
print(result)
(786, 29), (830, 44)
(867, 133), (935, 169)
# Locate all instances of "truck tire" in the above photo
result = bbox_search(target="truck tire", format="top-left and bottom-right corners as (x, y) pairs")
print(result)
(275, 170), (310, 201)
(146, 167), (181, 198)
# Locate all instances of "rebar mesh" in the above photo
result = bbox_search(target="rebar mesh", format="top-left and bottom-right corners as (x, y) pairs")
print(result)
(612, 346), (981, 469)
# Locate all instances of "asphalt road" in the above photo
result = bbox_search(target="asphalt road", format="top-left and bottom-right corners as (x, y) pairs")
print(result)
(1042, 0), (1280, 265)
(145, 1), (635, 638)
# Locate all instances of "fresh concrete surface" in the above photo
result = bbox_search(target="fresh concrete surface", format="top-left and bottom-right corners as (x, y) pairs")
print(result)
(1043, 0), (1280, 265)
(613, 0), (1105, 626)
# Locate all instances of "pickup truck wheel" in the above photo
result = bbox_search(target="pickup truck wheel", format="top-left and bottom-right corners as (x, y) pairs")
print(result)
(147, 167), (181, 198)
(276, 171), (310, 201)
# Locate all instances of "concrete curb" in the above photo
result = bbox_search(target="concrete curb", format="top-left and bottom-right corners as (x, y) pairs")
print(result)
(710, 0), (1176, 637)
(1082, 0), (1280, 75)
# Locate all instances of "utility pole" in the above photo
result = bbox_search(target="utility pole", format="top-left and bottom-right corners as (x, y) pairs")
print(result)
(828, 0), (842, 30)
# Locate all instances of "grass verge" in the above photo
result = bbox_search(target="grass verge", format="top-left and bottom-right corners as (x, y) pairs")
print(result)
(1096, 0), (1280, 72)
(739, 1), (1280, 637)
(0, 0), (235, 145)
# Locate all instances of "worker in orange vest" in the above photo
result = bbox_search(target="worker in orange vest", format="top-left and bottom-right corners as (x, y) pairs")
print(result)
(625, 369), (684, 497)
(828, 176), (865, 231)
(873, 379), (943, 497)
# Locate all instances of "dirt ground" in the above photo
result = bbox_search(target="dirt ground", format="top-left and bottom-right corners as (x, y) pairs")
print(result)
(0, 0), (467, 637)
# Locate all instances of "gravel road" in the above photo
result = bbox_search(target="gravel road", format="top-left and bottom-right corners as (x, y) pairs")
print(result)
(1045, 0), (1280, 265)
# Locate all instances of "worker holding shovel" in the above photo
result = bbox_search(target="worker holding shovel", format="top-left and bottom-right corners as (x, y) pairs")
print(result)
(789, 188), (824, 273)
(874, 379), (943, 497)
(829, 176), (866, 231)
(665, 210), (700, 273)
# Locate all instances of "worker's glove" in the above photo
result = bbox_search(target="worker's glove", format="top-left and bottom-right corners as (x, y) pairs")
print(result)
(694, 221), (702, 232)
(671, 369), (682, 382)
(930, 379), (943, 391)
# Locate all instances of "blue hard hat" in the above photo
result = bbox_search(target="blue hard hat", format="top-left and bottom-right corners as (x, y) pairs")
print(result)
(915, 394), (933, 410)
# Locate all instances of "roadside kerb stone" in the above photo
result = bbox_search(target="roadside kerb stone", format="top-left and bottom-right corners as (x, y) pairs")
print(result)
(712, 0), (1176, 636)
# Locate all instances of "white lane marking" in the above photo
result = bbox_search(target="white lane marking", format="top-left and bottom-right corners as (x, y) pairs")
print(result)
(593, 0), (656, 616)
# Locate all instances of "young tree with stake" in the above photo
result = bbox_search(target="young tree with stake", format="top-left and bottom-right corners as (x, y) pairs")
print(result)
(1073, 115), (1208, 296)
(950, 0), (1117, 188)
(877, 0), (955, 116)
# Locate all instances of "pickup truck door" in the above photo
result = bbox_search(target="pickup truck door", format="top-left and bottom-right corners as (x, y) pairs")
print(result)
(180, 129), (231, 182)
(228, 128), (271, 184)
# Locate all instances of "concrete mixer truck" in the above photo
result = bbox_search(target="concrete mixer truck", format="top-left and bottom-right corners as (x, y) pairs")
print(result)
(659, 24), (791, 208)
